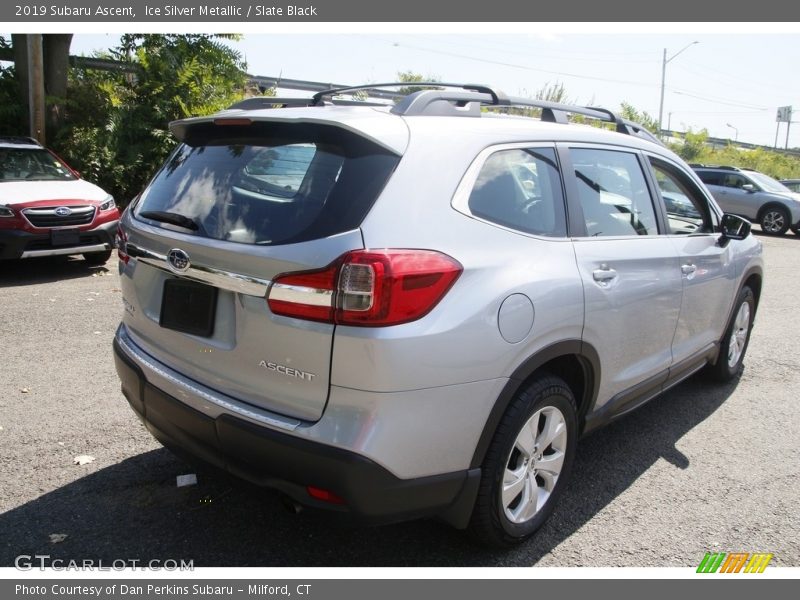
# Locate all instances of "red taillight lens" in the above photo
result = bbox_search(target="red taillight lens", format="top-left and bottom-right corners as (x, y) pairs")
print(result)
(265, 266), (337, 323)
(306, 486), (345, 505)
(267, 249), (462, 327)
(337, 250), (462, 326)
(115, 225), (129, 264)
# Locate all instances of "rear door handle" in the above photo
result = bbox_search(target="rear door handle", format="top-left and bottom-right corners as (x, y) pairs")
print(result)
(592, 266), (618, 282)
(681, 264), (697, 276)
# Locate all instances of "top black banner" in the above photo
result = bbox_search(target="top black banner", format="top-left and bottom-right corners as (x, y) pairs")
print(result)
(4, 0), (800, 22)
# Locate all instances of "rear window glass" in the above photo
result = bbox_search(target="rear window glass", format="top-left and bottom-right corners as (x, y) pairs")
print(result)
(135, 122), (400, 245)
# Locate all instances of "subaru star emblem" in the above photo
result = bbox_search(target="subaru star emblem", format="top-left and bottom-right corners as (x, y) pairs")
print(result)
(54, 207), (72, 216)
(167, 248), (191, 273)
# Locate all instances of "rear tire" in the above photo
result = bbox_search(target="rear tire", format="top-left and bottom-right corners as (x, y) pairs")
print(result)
(707, 286), (755, 382)
(469, 374), (577, 547)
(83, 249), (112, 265)
(759, 206), (789, 235)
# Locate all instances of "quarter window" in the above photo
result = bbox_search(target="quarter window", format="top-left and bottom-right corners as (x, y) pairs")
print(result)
(467, 147), (566, 237)
(571, 148), (658, 236)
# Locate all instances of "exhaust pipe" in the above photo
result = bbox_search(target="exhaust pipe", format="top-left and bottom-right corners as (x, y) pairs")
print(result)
(280, 494), (304, 515)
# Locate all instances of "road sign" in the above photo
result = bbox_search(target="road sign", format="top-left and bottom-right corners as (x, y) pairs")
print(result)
(776, 106), (792, 122)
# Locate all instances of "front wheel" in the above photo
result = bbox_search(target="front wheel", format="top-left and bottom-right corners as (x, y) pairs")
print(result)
(760, 207), (790, 235)
(469, 374), (577, 547)
(707, 286), (755, 382)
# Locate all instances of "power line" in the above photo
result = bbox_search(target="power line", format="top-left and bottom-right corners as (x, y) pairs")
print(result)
(394, 34), (661, 63)
(671, 89), (770, 110)
(390, 41), (660, 89)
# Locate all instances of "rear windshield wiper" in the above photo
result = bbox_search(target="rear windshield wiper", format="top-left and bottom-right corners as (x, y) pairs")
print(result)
(139, 210), (200, 231)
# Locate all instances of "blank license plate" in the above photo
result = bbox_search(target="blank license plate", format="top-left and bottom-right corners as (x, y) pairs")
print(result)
(50, 228), (80, 246)
(160, 279), (218, 337)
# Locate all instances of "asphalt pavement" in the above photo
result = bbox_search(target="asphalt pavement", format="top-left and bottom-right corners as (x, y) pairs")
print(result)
(1, 233), (798, 568)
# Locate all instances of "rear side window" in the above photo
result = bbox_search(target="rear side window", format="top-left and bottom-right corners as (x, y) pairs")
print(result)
(135, 122), (400, 246)
(695, 170), (724, 186)
(467, 147), (567, 237)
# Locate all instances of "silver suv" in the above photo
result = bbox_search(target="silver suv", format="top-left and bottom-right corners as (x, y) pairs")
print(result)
(113, 84), (764, 546)
(693, 165), (800, 236)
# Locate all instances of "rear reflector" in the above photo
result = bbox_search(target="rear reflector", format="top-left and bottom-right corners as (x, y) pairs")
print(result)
(115, 224), (129, 264)
(267, 249), (462, 327)
(306, 486), (345, 505)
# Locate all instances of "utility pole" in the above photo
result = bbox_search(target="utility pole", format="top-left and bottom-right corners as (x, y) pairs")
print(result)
(657, 41), (699, 138)
(26, 34), (45, 144)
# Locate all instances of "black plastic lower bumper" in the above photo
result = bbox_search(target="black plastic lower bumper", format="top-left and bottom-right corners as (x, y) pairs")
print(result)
(0, 219), (117, 260)
(113, 335), (480, 527)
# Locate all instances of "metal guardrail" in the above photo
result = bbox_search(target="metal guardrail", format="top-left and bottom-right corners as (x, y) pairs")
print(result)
(662, 129), (800, 157)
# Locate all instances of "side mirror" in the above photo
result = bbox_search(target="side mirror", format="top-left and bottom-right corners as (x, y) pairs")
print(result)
(741, 183), (756, 193)
(720, 213), (751, 240)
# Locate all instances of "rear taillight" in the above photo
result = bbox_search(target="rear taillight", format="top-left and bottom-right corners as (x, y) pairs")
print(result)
(267, 249), (462, 327)
(115, 225), (129, 264)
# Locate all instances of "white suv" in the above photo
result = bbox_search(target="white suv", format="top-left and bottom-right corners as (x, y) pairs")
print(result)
(113, 84), (763, 546)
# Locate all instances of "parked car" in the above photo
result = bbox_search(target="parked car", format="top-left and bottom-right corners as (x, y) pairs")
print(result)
(779, 178), (800, 193)
(113, 84), (763, 546)
(0, 136), (119, 263)
(692, 164), (800, 235)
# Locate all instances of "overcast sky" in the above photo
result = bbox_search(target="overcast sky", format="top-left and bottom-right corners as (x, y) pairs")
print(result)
(67, 29), (800, 148)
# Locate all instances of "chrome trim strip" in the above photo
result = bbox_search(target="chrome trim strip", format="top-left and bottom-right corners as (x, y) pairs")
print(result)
(21, 243), (109, 258)
(117, 327), (302, 432)
(22, 206), (95, 215)
(130, 244), (271, 297)
(268, 283), (334, 307)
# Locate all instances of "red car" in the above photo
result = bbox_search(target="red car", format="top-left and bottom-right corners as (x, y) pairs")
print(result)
(0, 136), (119, 264)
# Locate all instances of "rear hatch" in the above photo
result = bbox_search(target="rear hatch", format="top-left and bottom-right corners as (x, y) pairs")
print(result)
(119, 115), (403, 421)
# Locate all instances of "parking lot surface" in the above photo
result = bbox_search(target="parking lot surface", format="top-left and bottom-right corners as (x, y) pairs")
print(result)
(1, 234), (798, 567)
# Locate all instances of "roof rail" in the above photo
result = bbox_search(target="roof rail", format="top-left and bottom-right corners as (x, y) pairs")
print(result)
(0, 135), (41, 146)
(226, 82), (661, 146)
(309, 82), (506, 106)
(391, 89), (662, 145)
(227, 96), (387, 110)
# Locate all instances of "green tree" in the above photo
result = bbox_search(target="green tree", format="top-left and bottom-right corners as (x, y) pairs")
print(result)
(396, 70), (441, 95)
(669, 128), (710, 162)
(54, 34), (248, 205)
(534, 81), (569, 103)
(0, 36), (26, 135)
(618, 101), (659, 134)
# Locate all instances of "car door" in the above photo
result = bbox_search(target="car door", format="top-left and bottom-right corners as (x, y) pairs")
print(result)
(563, 145), (683, 411)
(715, 173), (758, 220)
(646, 157), (736, 378)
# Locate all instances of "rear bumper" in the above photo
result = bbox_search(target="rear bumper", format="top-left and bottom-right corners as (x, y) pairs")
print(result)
(113, 329), (480, 527)
(0, 219), (117, 260)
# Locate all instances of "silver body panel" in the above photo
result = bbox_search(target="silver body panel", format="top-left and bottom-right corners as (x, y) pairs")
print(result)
(116, 104), (765, 481)
(120, 218), (364, 422)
